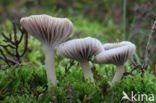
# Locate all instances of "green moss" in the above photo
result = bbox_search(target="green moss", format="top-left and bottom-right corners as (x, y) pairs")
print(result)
(0, 63), (155, 103)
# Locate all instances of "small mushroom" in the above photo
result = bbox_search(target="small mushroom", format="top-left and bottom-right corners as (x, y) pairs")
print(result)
(58, 37), (103, 83)
(95, 41), (136, 84)
(20, 14), (73, 86)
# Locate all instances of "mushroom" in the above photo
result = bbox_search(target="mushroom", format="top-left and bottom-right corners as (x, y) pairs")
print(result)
(20, 14), (73, 86)
(95, 41), (136, 84)
(57, 37), (103, 83)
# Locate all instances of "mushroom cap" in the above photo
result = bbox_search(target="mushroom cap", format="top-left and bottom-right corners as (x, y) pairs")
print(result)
(58, 37), (103, 62)
(20, 14), (73, 49)
(95, 41), (136, 65)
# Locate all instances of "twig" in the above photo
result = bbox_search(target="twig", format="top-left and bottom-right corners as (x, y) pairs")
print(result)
(142, 20), (156, 69)
(20, 32), (28, 57)
(0, 22), (28, 65)
(0, 55), (20, 65)
(1, 33), (14, 44)
(130, 20), (156, 77)
(0, 43), (15, 49)
(0, 48), (10, 66)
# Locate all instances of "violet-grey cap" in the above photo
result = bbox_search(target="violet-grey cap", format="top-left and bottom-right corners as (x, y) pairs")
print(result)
(58, 37), (103, 62)
(95, 41), (136, 65)
(20, 14), (73, 49)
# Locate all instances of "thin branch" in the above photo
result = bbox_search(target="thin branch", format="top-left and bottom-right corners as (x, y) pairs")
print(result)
(0, 55), (19, 65)
(9, 33), (12, 41)
(13, 23), (18, 43)
(0, 49), (10, 66)
(18, 31), (25, 44)
(1, 33), (11, 42)
(0, 43), (15, 49)
(143, 20), (156, 69)
(1, 33), (15, 44)
(20, 32), (28, 57)
(130, 20), (156, 77)
(0, 22), (28, 65)
(2, 47), (16, 57)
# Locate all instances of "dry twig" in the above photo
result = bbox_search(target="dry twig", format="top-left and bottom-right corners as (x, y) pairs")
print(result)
(0, 22), (28, 66)
(130, 20), (156, 77)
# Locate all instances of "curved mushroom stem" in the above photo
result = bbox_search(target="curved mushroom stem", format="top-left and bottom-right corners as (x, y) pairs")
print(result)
(112, 64), (125, 84)
(44, 46), (57, 86)
(79, 61), (94, 83)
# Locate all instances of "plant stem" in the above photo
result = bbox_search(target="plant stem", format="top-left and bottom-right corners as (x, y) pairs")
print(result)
(123, 0), (127, 40)
(44, 46), (57, 86)
(80, 61), (94, 83)
(112, 65), (124, 83)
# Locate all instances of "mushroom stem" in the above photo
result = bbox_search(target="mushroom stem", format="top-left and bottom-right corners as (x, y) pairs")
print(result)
(44, 46), (57, 86)
(79, 61), (94, 83)
(112, 65), (125, 83)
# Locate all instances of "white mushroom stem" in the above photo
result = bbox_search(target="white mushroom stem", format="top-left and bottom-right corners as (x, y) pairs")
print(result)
(44, 46), (57, 86)
(112, 65), (125, 83)
(79, 61), (94, 83)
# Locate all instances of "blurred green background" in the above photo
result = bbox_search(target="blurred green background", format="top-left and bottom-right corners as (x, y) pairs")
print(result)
(0, 0), (156, 102)
(1, 0), (156, 67)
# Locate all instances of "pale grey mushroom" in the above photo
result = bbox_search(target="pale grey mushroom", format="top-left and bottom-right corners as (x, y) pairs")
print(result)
(20, 14), (73, 86)
(58, 37), (103, 83)
(95, 41), (136, 84)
